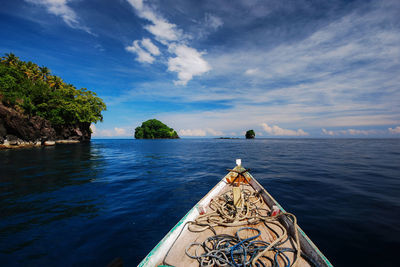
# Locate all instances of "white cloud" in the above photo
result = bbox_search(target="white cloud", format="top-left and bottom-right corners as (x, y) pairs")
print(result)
(322, 128), (335, 136)
(168, 44), (211, 85)
(90, 124), (97, 135)
(99, 130), (113, 137)
(347, 129), (375, 135)
(204, 13), (223, 30)
(25, 0), (91, 33)
(125, 0), (210, 84)
(261, 123), (308, 136)
(388, 126), (400, 134)
(244, 68), (259, 75)
(114, 127), (127, 136)
(141, 38), (160, 56)
(126, 0), (142, 10)
(178, 129), (206, 136)
(205, 128), (223, 136)
(94, 44), (105, 52)
(126, 40), (156, 63)
(322, 128), (380, 136)
(145, 19), (182, 43)
(178, 128), (222, 137)
(91, 125), (130, 137)
(195, 13), (224, 39)
(126, 0), (182, 43)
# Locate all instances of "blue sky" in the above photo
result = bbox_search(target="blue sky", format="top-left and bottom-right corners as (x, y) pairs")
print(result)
(1, 0), (399, 138)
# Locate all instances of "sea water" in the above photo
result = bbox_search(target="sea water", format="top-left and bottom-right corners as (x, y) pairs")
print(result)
(0, 139), (399, 266)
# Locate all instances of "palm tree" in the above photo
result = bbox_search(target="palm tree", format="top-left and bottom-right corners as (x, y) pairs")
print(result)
(21, 65), (33, 79)
(39, 66), (51, 81)
(31, 67), (41, 81)
(2, 53), (19, 66)
(23, 62), (36, 79)
(48, 75), (64, 90)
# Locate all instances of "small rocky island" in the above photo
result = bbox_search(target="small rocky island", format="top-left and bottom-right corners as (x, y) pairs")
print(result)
(245, 129), (255, 139)
(0, 53), (106, 149)
(135, 119), (179, 139)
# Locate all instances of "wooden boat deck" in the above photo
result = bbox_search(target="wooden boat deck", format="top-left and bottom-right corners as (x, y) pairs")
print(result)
(161, 182), (311, 266)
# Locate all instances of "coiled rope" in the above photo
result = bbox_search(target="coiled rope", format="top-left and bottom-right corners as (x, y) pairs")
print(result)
(186, 184), (305, 266)
(163, 183), (313, 266)
(188, 186), (269, 232)
(185, 226), (316, 267)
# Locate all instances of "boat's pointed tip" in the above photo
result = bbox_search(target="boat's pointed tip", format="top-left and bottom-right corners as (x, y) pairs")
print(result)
(236, 158), (242, 167)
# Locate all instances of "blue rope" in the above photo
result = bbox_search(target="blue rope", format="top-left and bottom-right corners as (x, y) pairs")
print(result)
(185, 227), (319, 267)
(230, 227), (261, 267)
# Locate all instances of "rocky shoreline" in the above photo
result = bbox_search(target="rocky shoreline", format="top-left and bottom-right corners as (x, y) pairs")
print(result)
(0, 103), (91, 149)
(0, 139), (81, 149)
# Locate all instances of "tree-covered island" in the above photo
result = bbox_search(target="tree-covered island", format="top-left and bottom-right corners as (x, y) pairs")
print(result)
(135, 119), (179, 139)
(245, 129), (255, 139)
(0, 53), (106, 148)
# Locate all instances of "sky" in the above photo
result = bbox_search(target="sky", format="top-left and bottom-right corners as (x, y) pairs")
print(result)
(1, 0), (399, 138)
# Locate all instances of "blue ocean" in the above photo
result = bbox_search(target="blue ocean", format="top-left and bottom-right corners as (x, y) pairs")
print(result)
(0, 139), (399, 266)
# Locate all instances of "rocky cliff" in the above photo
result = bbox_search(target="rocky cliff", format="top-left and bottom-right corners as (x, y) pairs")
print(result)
(0, 103), (90, 148)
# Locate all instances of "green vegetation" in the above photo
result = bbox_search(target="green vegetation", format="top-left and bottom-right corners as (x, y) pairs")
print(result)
(245, 129), (255, 139)
(135, 119), (179, 139)
(0, 53), (106, 125)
